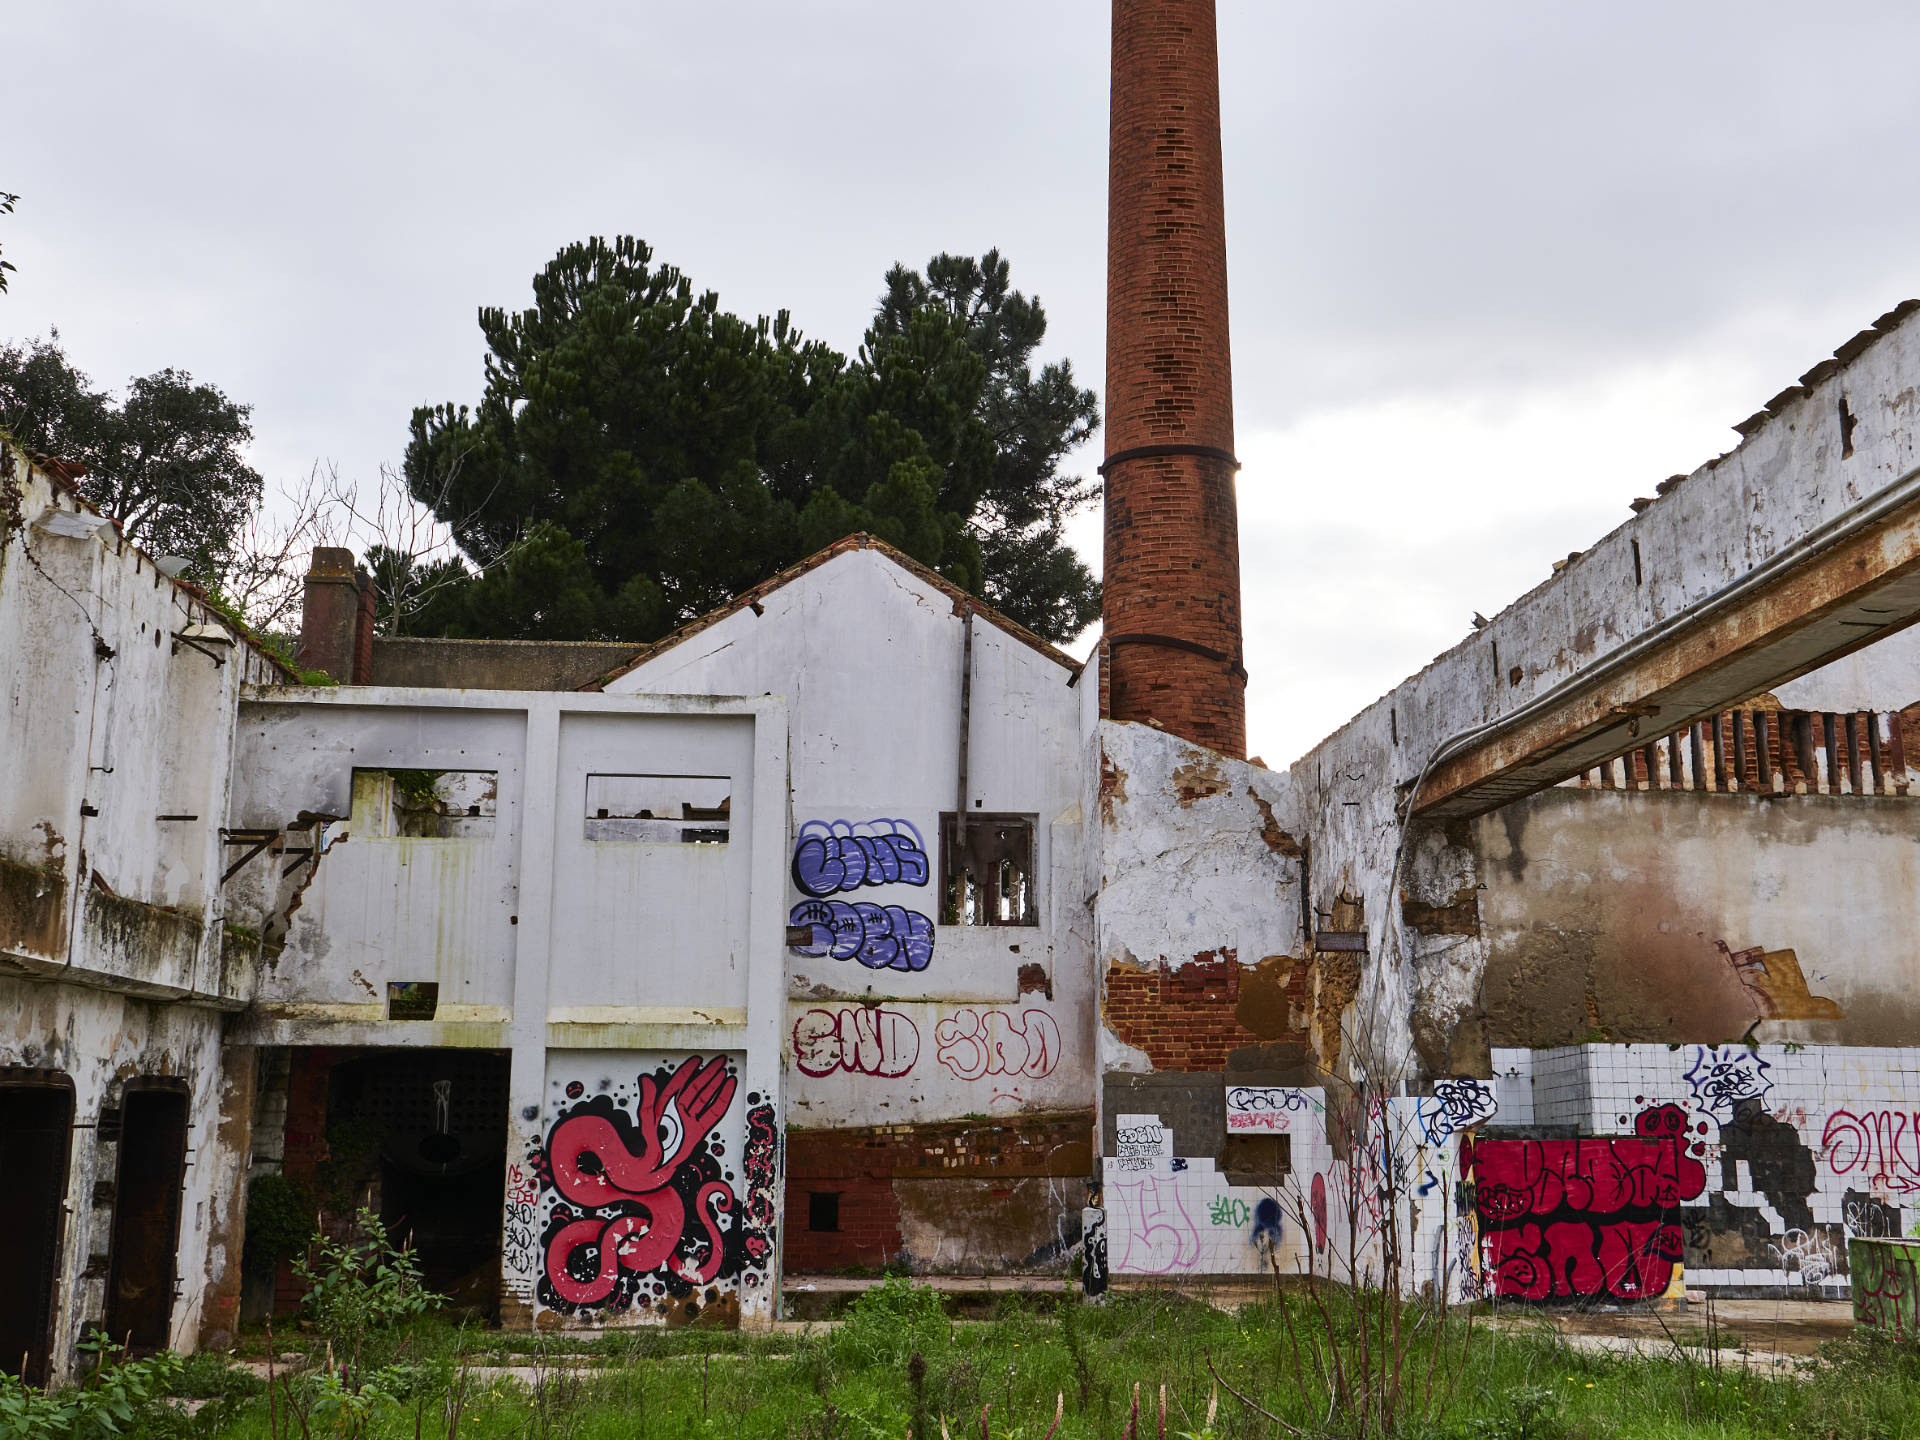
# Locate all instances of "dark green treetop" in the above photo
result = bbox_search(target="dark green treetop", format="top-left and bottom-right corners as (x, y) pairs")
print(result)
(402, 237), (1100, 644)
(0, 335), (263, 580)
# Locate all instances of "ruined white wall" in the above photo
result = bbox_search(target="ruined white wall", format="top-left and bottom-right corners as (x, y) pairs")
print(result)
(229, 689), (792, 1327)
(0, 449), (291, 1375)
(606, 546), (1096, 1131)
(1291, 306), (1920, 1085)
(0, 979), (245, 1376)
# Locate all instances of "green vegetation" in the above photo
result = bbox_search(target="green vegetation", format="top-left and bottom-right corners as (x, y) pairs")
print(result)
(16, 1281), (1920, 1440)
(400, 240), (1102, 644)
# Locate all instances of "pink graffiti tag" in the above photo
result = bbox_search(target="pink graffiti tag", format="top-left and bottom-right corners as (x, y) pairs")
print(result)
(934, 1008), (1060, 1081)
(1110, 1177), (1201, 1274)
(792, 1007), (920, 1077)
(1822, 1110), (1920, 1193)
(541, 1056), (738, 1308)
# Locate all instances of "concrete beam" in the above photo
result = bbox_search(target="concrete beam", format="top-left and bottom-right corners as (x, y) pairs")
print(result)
(1416, 485), (1920, 818)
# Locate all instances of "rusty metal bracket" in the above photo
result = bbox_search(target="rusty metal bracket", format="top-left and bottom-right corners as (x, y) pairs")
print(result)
(220, 828), (279, 885)
(171, 630), (226, 666)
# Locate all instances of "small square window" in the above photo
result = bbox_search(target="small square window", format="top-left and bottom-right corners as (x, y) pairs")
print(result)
(387, 981), (439, 1021)
(1223, 1133), (1291, 1186)
(808, 1191), (841, 1233)
(939, 814), (1037, 926)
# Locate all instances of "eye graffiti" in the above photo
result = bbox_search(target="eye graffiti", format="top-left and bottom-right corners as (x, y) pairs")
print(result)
(535, 1056), (753, 1315)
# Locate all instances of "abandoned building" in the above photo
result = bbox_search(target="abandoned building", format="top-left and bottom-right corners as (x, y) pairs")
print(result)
(5, 0), (1920, 1383)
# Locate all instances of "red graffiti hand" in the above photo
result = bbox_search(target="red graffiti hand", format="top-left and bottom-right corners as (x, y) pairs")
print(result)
(548, 1057), (737, 1207)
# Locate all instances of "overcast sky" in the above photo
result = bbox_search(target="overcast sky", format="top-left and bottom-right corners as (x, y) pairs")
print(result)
(10, 2), (1920, 764)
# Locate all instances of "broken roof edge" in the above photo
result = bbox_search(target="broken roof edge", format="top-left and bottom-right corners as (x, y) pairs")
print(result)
(2, 442), (300, 683)
(582, 531), (1084, 691)
(1284, 298), (1920, 767)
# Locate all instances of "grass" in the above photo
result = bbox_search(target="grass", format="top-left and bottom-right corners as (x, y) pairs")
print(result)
(90, 1283), (1920, 1440)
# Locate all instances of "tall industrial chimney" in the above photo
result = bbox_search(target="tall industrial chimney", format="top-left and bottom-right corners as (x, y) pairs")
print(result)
(1101, 0), (1245, 757)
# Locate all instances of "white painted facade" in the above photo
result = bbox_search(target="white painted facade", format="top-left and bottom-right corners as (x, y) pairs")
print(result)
(0, 446), (285, 1379)
(603, 543), (1097, 1132)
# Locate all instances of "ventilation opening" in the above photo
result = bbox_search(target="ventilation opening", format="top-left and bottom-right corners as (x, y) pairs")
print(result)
(0, 1078), (74, 1385)
(584, 774), (731, 843)
(1631, 538), (1643, 585)
(808, 1191), (841, 1233)
(1840, 395), (1857, 458)
(104, 1086), (190, 1353)
(388, 981), (440, 1021)
(939, 814), (1038, 925)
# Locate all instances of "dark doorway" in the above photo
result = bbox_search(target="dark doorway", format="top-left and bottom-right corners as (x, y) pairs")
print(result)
(104, 1086), (190, 1352)
(326, 1051), (510, 1316)
(0, 1076), (75, 1386)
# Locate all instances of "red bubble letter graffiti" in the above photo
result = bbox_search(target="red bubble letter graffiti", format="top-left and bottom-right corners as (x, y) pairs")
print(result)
(792, 1007), (920, 1078)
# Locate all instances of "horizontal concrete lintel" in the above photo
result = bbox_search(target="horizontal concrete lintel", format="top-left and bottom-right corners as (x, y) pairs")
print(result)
(547, 1006), (747, 1026)
(0, 950), (244, 1011)
(545, 1023), (750, 1051)
(1416, 498), (1920, 820)
(226, 1017), (510, 1047)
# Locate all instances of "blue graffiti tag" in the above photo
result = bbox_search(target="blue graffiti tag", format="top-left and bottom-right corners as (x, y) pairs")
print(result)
(789, 900), (934, 972)
(791, 819), (930, 897)
(1251, 1197), (1285, 1254)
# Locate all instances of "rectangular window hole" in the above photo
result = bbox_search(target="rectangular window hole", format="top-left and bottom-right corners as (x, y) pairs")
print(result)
(808, 1191), (841, 1233)
(584, 774), (731, 843)
(1223, 1133), (1292, 1186)
(387, 981), (439, 1021)
(351, 769), (497, 839)
(940, 813), (1037, 926)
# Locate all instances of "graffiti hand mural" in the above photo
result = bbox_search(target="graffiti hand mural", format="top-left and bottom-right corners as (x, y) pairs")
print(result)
(1472, 1104), (1707, 1303)
(537, 1056), (748, 1314)
(934, 1008), (1060, 1081)
(789, 900), (935, 971)
(792, 819), (930, 897)
(792, 1007), (920, 1078)
(1418, 1079), (1498, 1146)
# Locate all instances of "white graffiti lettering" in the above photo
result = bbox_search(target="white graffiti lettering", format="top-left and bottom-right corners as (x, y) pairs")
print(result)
(933, 1007), (1060, 1081)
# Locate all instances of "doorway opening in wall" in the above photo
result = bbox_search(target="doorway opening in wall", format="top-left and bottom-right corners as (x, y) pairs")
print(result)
(317, 1050), (510, 1319)
(104, 1082), (190, 1353)
(0, 1071), (75, 1386)
(939, 814), (1038, 925)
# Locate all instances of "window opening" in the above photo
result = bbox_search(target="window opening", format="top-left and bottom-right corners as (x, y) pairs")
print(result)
(808, 1191), (841, 1233)
(351, 769), (497, 839)
(939, 814), (1038, 926)
(1223, 1132), (1292, 1186)
(584, 774), (730, 843)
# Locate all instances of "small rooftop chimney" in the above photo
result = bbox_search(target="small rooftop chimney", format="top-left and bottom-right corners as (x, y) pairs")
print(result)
(1101, 0), (1245, 757)
(298, 547), (366, 683)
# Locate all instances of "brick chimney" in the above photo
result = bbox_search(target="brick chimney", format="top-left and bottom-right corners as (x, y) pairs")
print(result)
(297, 547), (365, 683)
(1101, 0), (1245, 757)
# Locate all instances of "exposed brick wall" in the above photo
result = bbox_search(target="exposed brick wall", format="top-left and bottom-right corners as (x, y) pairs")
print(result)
(780, 1174), (902, 1273)
(1102, 0), (1245, 757)
(1104, 954), (1310, 1073)
(784, 1113), (1094, 1273)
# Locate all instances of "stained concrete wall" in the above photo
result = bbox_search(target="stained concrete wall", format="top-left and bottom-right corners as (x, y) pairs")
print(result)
(1289, 304), (1920, 1089)
(369, 637), (643, 692)
(1477, 788), (1920, 1049)
(0, 447), (285, 1377)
